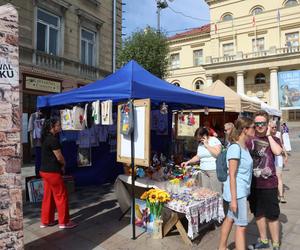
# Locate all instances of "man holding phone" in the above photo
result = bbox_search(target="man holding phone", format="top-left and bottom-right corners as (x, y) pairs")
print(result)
(247, 111), (282, 250)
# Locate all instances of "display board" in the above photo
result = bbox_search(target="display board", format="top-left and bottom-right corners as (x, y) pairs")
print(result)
(176, 112), (200, 137)
(117, 99), (150, 167)
(278, 70), (300, 110)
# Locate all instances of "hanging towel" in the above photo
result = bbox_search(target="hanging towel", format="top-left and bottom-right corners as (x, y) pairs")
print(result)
(101, 100), (113, 125)
(92, 100), (101, 125)
(72, 106), (85, 130)
(60, 109), (73, 130)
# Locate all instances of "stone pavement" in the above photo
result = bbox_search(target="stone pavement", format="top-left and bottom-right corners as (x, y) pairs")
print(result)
(23, 137), (300, 250)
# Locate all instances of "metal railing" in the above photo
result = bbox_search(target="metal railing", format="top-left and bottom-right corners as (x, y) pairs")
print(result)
(35, 51), (63, 71)
(31, 50), (105, 80)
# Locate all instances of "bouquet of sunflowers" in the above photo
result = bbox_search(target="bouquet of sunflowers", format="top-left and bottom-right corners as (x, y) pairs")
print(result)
(140, 189), (171, 219)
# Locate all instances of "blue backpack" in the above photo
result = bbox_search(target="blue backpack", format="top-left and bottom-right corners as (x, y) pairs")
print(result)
(216, 143), (241, 182)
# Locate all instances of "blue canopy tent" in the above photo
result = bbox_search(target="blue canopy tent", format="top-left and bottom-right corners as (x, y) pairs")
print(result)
(37, 60), (224, 110)
(37, 60), (224, 239)
(37, 60), (224, 186)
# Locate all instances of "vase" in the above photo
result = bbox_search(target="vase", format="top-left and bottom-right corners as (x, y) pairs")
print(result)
(152, 218), (163, 239)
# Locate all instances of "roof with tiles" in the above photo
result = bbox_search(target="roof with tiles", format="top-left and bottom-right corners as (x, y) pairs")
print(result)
(168, 24), (210, 40)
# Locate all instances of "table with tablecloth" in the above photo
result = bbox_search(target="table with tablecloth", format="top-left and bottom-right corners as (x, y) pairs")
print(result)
(114, 174), (224, 244)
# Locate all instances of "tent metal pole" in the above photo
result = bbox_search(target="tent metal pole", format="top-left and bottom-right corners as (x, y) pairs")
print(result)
(130, 99), (136, 240)
(223, 109), (226, 145)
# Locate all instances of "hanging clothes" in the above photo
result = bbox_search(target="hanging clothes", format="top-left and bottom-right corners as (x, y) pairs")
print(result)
(92, 100), (101, 125)
(28, 112), (44, 147)
(101, 100), (113, 125)
(72, 106), (84, 130)
(84, 103), (94, 128)
(60, 109), (73, 130)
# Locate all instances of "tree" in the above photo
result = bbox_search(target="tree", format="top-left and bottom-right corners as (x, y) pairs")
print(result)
(118, 27), (169, 79)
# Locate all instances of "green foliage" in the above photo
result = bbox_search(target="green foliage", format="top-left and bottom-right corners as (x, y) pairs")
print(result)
(117, 27), (169, 78)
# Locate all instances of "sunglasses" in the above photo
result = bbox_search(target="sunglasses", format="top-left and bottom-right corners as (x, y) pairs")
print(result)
(254, 121), (267, 127)
(271, 126), (277, 129)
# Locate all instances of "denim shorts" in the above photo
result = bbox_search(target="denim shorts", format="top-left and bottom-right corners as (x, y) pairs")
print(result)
(227, 196), (248, 226)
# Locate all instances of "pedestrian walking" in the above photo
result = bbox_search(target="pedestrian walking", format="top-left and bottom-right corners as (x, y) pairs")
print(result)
(247, 111), (282, 250)
(218, 117), (255, 250)
(40, 118), (77, 229)
(270, 121), (288, 203)
(281, 122), (292, 153)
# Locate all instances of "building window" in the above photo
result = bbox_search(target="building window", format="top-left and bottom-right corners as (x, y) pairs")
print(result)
(225, 76), (235, 87)
(223, 43), (234, 57)
(81, 28), (96, 66)
(251, 6), (264, 15)
(194, 80), (204, 90)
(252, 37), (265, 51)
(36, 9), (60, 55)
(170, 53), (180, 69)
(284, 0), (298, 7)
(255, 73), (266, 84)
(172, 82), (180, 87)
(193, 49), (203, 66)
(221, 13), (233, 21)
(286, 32), (299, 47)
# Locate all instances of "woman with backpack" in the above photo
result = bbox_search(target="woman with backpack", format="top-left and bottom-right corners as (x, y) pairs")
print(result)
(181, 127), (222, 193)
(218, 117), (255, 250)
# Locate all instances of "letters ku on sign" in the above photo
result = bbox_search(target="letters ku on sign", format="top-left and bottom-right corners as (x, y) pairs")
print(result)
(25, 76), (61, 93)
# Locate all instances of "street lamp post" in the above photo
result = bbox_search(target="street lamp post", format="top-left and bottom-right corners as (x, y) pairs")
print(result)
(156, 0), (174, 32)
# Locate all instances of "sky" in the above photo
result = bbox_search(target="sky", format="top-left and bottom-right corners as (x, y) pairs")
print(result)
(122, 0), (210, 38)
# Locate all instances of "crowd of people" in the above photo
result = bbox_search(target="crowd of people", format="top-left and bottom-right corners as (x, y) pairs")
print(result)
(182, 110), (291, 250)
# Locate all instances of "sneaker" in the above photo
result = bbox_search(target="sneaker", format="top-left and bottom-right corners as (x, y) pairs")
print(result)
(248, 239), (270, 250)
(40, 221), (57, 228)
(58, 221), (78, 229)
(273, 246), (280, 250)
(279, 196), (287, 204)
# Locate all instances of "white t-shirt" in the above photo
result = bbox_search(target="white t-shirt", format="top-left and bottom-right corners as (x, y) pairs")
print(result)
(197, 137), (221, 171)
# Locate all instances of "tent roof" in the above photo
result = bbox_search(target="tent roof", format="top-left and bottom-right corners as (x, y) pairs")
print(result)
(37, 60), (224, 110)
(200, 80), (260, 113)
(243, 95), (282, 117)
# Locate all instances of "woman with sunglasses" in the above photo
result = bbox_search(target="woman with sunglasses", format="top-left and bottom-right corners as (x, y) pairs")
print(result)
(181, 127), (222, 193)
(270, 121), (288, 203)
(218, 117), (255, 250)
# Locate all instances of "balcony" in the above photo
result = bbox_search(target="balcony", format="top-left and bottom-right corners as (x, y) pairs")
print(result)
(79, 64), (101, 79)
(34, 51), (63, 71)
(26, 48), (109, 81)
(206, 46), (300, 65)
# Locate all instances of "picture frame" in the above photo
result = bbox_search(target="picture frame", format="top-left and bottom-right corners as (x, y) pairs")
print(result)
(117, 99), (151, 167)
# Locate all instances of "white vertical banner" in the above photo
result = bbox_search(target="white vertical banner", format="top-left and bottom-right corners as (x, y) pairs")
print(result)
(0, 3), (23, 249)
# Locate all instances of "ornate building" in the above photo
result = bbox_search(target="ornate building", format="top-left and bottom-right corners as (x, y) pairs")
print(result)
(166, 0), (300, 121)
(0, 0), (122, 162)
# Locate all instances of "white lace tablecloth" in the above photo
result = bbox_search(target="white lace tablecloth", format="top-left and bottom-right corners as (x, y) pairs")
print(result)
(115, 175), (225, 239)
(165, 194), (224, 239)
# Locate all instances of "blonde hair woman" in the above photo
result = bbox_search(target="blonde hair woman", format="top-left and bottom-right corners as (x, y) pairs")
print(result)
(218, 117), (255, 250)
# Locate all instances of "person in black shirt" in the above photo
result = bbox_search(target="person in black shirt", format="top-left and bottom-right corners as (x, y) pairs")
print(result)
(40, 118), (77, 229)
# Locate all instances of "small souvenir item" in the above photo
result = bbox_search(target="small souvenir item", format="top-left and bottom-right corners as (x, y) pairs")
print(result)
(152, 153), (160, 166)
(160, 102), (168, 115)
(137, 167), (145, 178)
(178, 111), (185, 124)
(120, 101), (133, 135)
(204, 107), (209, 115)
(187, 112), (196, 126)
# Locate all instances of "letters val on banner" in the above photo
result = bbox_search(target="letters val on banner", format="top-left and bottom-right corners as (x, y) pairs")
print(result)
(278, 70), (300, 110)
(117, 99), (151, 167)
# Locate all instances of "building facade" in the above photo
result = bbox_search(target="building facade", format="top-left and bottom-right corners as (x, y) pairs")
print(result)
(0, 0), (122, 163)
(166, 0), (300, 121)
